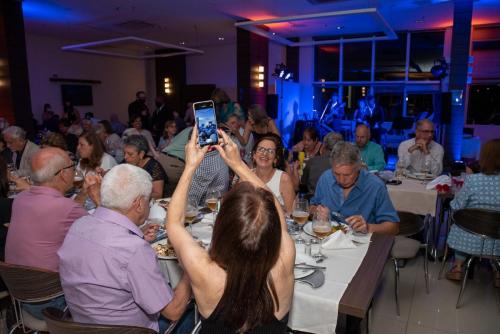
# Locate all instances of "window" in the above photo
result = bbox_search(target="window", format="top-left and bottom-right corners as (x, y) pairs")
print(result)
(315, 45), (340, 82)
(343, 43), (371, 81)
(375, 33), (407, 81)
(467, 84), (500, 125)
(409, 31), (445, 81)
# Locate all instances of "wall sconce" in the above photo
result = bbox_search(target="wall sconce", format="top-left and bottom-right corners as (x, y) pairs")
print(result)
(256, 65), (265, 88)
(164, 77), (172, 95)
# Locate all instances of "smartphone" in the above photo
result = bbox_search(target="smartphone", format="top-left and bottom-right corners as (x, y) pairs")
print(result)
(193, 100), (219, 147)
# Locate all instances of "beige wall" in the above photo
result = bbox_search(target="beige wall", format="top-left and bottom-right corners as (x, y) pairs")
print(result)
(185, 43), (237, 100)
(25, 33), (147, 125)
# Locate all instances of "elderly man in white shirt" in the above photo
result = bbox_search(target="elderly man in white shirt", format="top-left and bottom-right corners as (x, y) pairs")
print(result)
(397, 119), (444, 176)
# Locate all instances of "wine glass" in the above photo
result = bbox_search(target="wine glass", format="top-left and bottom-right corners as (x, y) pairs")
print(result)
(421, 159), (431, 184)
(184, 201), (199, 236)
(292, 198), (309, 244)
(73, 169), (84, 191)
(395, 159), (406, 181)
(205, 189), (221, 221)
(312, 212), (332, 261)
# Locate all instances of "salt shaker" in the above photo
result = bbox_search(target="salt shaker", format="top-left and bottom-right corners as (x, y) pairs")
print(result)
(304, 240), (312, 256)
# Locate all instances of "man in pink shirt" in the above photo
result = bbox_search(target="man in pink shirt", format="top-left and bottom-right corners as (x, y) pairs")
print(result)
(5, 147), (88, 272)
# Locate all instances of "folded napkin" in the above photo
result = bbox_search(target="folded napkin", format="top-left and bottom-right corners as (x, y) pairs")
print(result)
(425, 175), (451, 190)
(149, 203), (166, 220)
(295, 270), (325, 288)
(322, 230), (356, 250)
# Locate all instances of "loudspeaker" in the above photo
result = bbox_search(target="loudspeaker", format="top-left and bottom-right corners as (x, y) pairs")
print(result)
(266, 94), (279, 119)
(441, 92), (452, 124)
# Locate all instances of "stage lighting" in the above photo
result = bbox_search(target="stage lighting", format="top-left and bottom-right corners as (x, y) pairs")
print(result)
(273, 63), (294, 81)
(431, 58), (449, 79)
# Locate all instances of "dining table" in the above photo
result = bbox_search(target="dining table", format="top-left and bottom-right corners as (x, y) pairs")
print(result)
(152, 213), (394, 334)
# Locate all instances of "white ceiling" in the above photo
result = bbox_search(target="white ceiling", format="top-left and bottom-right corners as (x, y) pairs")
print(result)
(22, 0), (500, 48)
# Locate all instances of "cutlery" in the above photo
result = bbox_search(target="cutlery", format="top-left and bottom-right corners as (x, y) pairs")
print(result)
(294, 262), (326, 270)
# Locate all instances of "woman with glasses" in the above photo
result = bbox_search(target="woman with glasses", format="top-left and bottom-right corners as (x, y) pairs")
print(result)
(250, 134), (295, 214)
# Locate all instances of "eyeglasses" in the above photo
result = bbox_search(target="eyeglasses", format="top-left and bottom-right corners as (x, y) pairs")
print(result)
(54, 163), (76, 176)
(417, 129), (434, 134)
(256, 146), (276, 155)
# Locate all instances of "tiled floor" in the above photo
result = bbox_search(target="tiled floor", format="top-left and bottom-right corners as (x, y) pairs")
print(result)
(369, 255), (500, 334)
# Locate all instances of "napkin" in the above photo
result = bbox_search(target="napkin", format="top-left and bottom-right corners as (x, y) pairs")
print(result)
(425, 175), (451, 190)
(149, 203), (166, 220)
(322, 230), (356, 250)
(295, 270), (325, 288)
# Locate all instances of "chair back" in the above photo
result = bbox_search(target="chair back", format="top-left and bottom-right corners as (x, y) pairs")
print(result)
(0, 262), (63, 303)
(453, 209), (500, 239)
(43, 308), (158, 334)
(396, 211), (424, 237)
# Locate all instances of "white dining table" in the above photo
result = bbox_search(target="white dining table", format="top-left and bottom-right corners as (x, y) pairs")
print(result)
(155, 215), (371, 334)
(387, 178), (438, 216)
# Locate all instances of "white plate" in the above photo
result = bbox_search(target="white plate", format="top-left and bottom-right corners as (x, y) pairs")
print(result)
(294, 253), (315, 279)
(303, 221), (340, 238)
(151, 238), (177, 260)
(407, 173), (434, 181)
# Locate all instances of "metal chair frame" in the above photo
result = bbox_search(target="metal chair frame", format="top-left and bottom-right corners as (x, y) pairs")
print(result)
(392, 212), (431, 316)
(0, 262), (64, 334)
(437, 209), (500, 308)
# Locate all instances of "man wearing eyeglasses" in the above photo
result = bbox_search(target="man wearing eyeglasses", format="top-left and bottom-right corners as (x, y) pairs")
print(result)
(397, 119), (444, 176)
(4, 147), (93, 319)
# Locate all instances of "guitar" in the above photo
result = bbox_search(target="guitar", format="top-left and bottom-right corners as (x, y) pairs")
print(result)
(323, 102), (346, 124)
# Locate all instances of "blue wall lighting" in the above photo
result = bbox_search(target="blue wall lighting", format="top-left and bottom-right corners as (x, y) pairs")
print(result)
(22, 1), (84, 23)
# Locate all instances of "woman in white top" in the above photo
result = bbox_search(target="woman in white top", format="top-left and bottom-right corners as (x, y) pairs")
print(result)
(77, 131), (117, 175)
(250, 134), (295, 214)
(122, 115), (157, 155)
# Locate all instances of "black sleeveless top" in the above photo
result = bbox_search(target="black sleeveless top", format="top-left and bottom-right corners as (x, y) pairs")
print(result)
(200, 312), (289, 334)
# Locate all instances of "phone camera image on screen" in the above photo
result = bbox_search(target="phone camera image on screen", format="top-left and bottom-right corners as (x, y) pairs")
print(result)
(193, 100), (219, 147)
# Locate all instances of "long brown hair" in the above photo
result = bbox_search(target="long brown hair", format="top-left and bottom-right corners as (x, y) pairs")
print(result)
(479, 139), (500, 175)
(209, 182), (282, 332)
(79, 131), (105, 170)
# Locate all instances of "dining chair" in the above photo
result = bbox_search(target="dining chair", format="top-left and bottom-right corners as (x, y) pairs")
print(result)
(0, 261), (65, 333)
(438, 209), (500, 308)
(390, 211), (430, 315)
(42, 307), (160, 334)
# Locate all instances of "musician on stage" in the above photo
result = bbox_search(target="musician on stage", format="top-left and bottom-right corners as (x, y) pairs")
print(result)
(354, 96), (384, 143)
(327, 93), (345, 120)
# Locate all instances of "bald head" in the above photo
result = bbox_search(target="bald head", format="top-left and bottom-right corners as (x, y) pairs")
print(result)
(355, 124), (370, 148)
(31, 148), (70, 184)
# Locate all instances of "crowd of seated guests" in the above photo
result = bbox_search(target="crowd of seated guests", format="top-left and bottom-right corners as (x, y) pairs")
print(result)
(0, 87), (497, 334)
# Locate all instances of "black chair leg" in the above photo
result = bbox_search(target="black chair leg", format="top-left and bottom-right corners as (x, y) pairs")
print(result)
(457, 256), (474, 308)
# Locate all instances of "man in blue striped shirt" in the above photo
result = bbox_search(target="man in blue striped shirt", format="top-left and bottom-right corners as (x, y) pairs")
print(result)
(310, 142), (399, 235)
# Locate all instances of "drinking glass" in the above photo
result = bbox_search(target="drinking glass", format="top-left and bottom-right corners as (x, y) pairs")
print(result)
(312, 212), (332, 261)
(73, 169), (84, 190)
(292, 198), (309, 244)
(184, 201), (199, 235)
(395, 159), (406, 181)
(205, 189), (221, 221)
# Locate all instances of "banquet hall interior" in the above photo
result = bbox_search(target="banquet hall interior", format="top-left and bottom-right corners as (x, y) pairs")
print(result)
(0, 0), (500, 333)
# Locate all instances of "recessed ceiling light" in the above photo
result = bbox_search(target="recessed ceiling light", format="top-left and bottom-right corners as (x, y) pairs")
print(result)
(218, 37), (224, 41)
(180, 41), (185, 45)
(336, 26), (344, 30)
(272, 32), (276, 36)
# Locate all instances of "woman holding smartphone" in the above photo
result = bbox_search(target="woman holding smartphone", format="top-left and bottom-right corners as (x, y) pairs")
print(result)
(166, 128), (294, 333)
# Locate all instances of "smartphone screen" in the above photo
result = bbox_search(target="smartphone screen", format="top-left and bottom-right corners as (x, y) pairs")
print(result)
(193, 100), (219, 147)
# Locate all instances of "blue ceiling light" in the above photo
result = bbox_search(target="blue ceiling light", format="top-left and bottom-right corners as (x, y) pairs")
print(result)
(22, 1), (84, 23)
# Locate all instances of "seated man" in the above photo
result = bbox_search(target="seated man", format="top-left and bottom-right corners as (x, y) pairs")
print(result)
(5, 147), (89, 318)
(2, 126), (40, 176)
(397, 119), (444, 175)
(299, 131), (343, 195)
(355, 124), (385, 171)
(58, 164), (192, 333)
(310, 142), (399, 235)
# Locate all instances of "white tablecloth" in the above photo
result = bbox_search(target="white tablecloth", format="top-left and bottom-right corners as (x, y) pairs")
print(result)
(157, 216), (370, 334)
(387, 178), (437, 216)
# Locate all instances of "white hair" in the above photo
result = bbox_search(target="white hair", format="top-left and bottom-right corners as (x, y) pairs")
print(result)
(100, 164), (152, 211)
(30, 153), (67, 184)
(2, 126), (26, 140)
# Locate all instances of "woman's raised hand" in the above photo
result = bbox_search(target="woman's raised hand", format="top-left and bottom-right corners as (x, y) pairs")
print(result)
(214, 129), (242, 169)
(184, 126), (209, 170)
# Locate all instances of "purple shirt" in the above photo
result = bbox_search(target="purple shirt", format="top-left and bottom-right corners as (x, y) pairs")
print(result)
(58, 207), (172, 331)
(5, 186), (87, 272)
